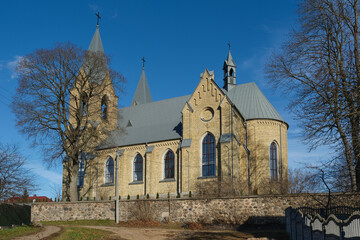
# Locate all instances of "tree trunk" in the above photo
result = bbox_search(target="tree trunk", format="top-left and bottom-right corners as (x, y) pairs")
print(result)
(69, 160), (79, 201)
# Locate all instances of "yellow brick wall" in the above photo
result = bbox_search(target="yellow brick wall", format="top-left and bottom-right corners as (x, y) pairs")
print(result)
(247, 119), (288, 194)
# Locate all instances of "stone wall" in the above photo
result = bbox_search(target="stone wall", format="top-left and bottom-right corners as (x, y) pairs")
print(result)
(31, 201), (115, 222)
(31, 193), (360, 224)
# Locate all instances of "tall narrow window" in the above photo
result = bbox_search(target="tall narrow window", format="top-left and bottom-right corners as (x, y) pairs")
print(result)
(164, 150), (175, 179)
(105, 157), (114, 184)
(270, 142), (278, 180)
(101, 95), (108, 120)
(80, 93), (88, 116)
(133, 154), (143, 181)
(202, 133), (216, 177)
(78, 158), (85, 188)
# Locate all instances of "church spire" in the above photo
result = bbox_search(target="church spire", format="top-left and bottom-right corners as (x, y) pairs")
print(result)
(131, 60), (152, 106)
(223, 43), (237, 91)
(84, 13), (107, 84)
(88, 25), (104, 53)
(88, 12), (104, 53)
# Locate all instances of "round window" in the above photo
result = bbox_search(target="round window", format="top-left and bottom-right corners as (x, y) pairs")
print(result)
(201, 107), (214, 122)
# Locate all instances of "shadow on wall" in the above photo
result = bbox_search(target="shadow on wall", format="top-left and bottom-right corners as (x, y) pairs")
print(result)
(0, 204), (31, 226)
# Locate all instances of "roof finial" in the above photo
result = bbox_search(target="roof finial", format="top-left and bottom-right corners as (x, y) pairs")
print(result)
(228, 41), (231, 51)
(142, 57), (146, 70)
(96, 12), (101, 26)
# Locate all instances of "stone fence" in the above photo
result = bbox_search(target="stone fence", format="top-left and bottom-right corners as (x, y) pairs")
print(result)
(31, 193), (360, 225)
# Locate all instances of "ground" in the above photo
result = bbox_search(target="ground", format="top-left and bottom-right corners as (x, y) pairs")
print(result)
(0, 220), (289, 240)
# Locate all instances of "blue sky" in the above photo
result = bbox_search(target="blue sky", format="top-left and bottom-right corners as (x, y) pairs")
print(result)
(0, 0), (330, 198)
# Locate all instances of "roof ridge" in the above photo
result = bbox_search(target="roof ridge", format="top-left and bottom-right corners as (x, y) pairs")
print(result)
(124, 94), (191, 110)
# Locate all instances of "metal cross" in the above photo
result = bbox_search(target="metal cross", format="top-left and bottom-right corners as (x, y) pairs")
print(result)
(96, 12), (101, 26)
(142, 57), (146, 68)
(228, 41), (231, 51)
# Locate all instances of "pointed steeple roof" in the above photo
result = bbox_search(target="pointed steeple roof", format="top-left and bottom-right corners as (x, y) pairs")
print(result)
(131, 68), (152, 106)
(224, 50), (236, 67)
(84, 24), (107, 84)
(88, 25), (104, 53)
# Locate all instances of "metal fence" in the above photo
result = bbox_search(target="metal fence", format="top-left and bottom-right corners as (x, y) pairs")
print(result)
(286, 207), (360, 240)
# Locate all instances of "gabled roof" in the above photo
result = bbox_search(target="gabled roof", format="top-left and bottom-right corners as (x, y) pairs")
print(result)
(226, 82), (285, 122)
(98, 95), (190, 149)
(131, 69), (152, 106)
(88, 25), (104, 53)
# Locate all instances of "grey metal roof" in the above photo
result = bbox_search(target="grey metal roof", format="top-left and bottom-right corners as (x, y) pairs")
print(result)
(181, 139), (192, 148)
(88, 26), (104, 53)
(224, 50), (236, 67)
(98, 95), (190, 149)
(98, 82), (285, 149)
(226, 82), (285, 122)
(219, 133), (232, 143)
(84, 25), (107, 84)
(131, 69), (152, 106)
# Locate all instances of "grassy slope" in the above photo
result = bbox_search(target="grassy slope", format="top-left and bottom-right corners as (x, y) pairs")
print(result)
(0, 226), (41, 240)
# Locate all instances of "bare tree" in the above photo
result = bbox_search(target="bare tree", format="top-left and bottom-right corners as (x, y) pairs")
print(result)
(0, 143), (37, 201)
(49, 183), (62, 201)
(267, 0), (360, 191)
(12, 42), (124, 201)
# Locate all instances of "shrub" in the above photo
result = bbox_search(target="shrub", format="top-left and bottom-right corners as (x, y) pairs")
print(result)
(86, 196), (89, 201)
(176, 192), (180, 198)
(129, 200), (154, 222)
(156, 193), (159, 199)
(66, 197), (70, 202)
(167, 192), (170, 199)
(101, 196), (103, 201)
(55, 198), (57, 202)
(119, 195), (121, 200)
(189, 191), (192, 198)
(94, 197), (96, 201)
(109, 196), (111, 200)
(136, 194), (139, 199)
(127, 194), (130, 200)
(79, 196), (83, 201)
(146, 194), (150, 199)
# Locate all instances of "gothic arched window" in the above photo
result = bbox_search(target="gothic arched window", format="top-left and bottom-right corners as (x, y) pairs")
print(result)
(202, 132), (216, 177)
(101, 95), (108, 120)
(230, 68), (234, 77)
(270, 142), (278, 180)
(78, 158), (85, 188)
(105, 157), (114, 184)
(133, 154), (143, 181)
(164, 150), (175, 179)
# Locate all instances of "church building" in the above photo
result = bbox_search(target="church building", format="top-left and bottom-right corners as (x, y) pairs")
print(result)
(69, 23), (289, 200)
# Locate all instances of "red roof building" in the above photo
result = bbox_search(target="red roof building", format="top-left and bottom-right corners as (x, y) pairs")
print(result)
(4, 194), (51, 203)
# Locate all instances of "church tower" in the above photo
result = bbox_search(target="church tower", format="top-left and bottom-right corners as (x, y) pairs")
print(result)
(131, 58), (152, 106)
(223, 48), (237, 91)
(74, 15), (118, 132)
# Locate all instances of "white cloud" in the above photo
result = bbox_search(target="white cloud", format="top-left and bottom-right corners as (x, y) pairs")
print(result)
(7, 56), (23, 79)
(110, 11), (118, 19)
(26, 162), (62, 185)
(89, 3), (99, 12)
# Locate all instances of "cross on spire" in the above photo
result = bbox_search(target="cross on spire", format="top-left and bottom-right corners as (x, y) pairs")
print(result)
(228, 41), (231, 51)
(142, 57), (146, 69)
(96, 12), (101, 26)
